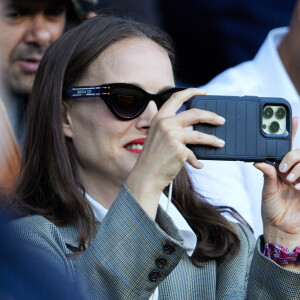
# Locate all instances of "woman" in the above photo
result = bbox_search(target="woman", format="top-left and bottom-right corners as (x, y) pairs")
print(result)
(9, 15), (300, 299)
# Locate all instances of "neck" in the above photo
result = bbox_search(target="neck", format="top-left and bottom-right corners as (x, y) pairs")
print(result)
(4, 80), (30, 101)
(77, 168), (123, 210)
(278, 31), (300, 95)
(2, 88), (29, 145)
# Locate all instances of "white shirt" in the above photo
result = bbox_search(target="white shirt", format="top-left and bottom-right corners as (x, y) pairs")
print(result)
(85, 191), (197, 300)
(189, 27), (300, 237)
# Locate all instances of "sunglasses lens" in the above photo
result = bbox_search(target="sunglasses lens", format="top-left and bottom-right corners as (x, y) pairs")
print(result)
(110, 87), (145, 118)
(160, 91), (174, 102)
(157, 89), (182, 108)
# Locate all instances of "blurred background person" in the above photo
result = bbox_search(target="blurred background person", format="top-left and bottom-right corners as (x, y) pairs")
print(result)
(0, 0), (91, 193)
(0, 0), (87, 146)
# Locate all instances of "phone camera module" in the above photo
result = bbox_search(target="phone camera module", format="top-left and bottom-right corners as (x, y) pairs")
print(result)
(269, 121), (280, 134)
(262, 104), (288, 136)
(263, 106), (273, 119)
(275, 107), (286, 120)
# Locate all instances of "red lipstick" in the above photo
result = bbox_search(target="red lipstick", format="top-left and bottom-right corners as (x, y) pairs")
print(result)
(125, 138), (146, 154)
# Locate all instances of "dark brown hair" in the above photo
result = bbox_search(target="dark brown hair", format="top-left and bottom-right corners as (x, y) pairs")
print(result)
(13, 15), (248, 266)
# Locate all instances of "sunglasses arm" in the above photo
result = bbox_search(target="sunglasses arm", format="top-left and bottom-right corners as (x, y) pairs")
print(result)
(66, 86), (101, 98)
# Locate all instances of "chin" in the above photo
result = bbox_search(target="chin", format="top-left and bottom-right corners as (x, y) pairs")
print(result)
(121, 162), (136, 179)
(9, 75), (34, 95)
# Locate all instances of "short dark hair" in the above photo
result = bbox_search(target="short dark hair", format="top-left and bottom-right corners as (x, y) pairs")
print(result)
(67, 0), (84, 25)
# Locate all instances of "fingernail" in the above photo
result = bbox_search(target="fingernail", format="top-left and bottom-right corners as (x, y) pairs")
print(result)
(217, 116), (225, 124)
(295, 183), (300, 190)
(287, 173), (295, 182)
(280, 163), (287, 172)
(184, 125), (194, 131)
(198, 161), (204, 169)
(198, 89), (207, 95)
(218, 139), (225, 147)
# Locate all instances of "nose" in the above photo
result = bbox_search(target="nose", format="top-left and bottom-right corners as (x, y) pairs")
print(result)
(23, 13), (52, 45)
(135, 100), (158, 130)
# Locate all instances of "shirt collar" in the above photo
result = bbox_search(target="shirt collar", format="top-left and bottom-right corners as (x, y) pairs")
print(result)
(85, 191), (197, 256)
(84, 192), (108, 223)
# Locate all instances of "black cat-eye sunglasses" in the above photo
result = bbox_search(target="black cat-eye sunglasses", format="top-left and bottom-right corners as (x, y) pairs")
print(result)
(66, 83), (185, 120)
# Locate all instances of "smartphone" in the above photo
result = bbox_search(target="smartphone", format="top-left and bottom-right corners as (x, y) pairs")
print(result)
(186, 95), (292, 162)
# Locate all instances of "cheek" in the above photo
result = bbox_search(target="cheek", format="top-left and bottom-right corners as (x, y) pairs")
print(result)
(71, 105), (121, 154)
(71, 116), (113, 168)
(69, 101), (136, 169)
(0, 28), (20, 60)
(73, 110), (107, 144)
(50, 18), (66, 40)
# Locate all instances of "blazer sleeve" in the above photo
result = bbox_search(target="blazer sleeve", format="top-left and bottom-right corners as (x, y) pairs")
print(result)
(246, 236), (300, 299)
(7, 185), (187, 300)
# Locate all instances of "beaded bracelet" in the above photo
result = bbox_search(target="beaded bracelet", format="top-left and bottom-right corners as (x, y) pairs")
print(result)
(261, 242), (300, 266)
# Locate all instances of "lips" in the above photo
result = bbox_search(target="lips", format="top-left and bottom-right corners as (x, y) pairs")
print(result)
(125, 138), (146, 154)
(16, 56), (42, 72)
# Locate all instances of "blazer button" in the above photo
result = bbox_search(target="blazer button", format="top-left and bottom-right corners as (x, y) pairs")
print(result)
(155, 258), (167, 269)
(163, 243), (176, 254)
(148, 271), (161, 282)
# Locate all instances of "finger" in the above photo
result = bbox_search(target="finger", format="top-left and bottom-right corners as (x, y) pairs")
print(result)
(158, 88), (207, 117)
(153, 123), (225, 149)
(254, 162), (276, 178)
(254, 162), (279, 196)
(291, 117), (298, 150)
(180, 130), (225, 148)
(186, 148), (203, 169)
(169, 108), (225, 128)
(284, 162), (300, 184)
(278, 149), (300, 173)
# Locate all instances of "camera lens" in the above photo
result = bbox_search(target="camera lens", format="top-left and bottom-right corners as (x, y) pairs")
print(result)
(276, 107), (286, 120)
(269, 121), (280, 134)
(263, 106), (273, 119)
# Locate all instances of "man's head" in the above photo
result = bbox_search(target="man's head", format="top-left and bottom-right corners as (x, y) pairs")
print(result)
(0, 0), (81, 95)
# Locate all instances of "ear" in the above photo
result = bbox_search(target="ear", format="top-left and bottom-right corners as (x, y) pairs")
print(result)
(62, 102), (73, 138)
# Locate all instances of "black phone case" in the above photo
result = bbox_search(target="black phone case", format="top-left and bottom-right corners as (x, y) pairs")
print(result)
(186, 95), (292, 162)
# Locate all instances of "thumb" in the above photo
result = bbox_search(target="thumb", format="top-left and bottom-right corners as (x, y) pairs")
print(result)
(254, 162), (279, 197)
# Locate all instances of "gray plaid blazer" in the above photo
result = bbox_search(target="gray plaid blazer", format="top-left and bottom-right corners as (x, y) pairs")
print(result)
(7, 186), (300, 299)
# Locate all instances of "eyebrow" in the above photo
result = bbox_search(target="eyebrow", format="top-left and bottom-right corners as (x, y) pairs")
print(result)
(5, 1), (66, 14)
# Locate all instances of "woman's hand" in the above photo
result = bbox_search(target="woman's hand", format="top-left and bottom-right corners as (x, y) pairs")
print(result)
(126, 88), (225, 219)
(255, 118), (300, 255)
